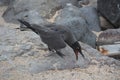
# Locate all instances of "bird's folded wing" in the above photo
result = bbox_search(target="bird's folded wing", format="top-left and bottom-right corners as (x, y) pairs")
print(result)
(41, 32), (66, 50)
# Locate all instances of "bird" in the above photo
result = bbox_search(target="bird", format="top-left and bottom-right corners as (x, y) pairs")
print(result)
(17, 19), (84, 60)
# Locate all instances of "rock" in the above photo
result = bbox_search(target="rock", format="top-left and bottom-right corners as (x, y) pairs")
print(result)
(2, 0), (79, 23)
(28, 46), (91, 74)
(97, 29), (120, 45)
(0, 47), (24, 60)
(99, 16), (114, 30)
(16, 10), (50, 30)
(19, 44), (32, 51)
(79, 6), (101, 32)
(1, 6), (120, 79)
(78, 0), (89, 7)
(55, 5), (97, 48)
(98, 44), (120, 56)
(56, 4), (101, 32)
(97, 28), (120, 57)
(25, 42), (120, 73)
(98, 0), (120, 28)
(0, 0), (14, 6)
(14, 4), (99, 48)
(79, 0), (97, 8)
(88, 0), (97, 8)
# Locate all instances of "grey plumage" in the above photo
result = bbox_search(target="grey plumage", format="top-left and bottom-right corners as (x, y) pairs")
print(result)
(18, 19), (84, 60)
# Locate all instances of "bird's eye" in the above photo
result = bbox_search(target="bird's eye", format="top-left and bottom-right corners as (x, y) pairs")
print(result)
(24, 15), (28, 17)
(76, 47), (79, 49)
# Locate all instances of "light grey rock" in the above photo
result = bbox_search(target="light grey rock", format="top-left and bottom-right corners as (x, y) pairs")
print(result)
(79, 6), (101, 32)
(97, 29), (120, 45)
(28, 51), (90, 74)
(26, 42), (120, 74)
(16, 10), (50, 30)
(78, 0), (89, 5)
(0, 0), (14, 6)
(99, 16), (114, 30)
(0, 25), (120, 74)
(19, 44), (32, 51)
(55, 5), (98, 48)
(78, 0), (97, 8)
(0, 44), (33, 60)
(0, 50), (24, 60)
(2, 0), (79, 23)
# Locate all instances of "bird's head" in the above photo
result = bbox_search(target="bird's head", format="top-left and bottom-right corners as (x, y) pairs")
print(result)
(71, 41), (84, 60)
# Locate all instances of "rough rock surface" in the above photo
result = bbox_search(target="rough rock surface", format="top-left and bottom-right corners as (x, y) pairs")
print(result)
(2, 0), (79, 23)
(0, 0), (14, 6)
(0, 6), (120, 80)
(98, 0), (120, 28)
(99, 16), (114, 30)
(79, 0), (97, 8)
(1, 0), (101, 48)
(55, 5), (100, 47)
(97, 28), (120, 45)
(15, 5), (99, 48)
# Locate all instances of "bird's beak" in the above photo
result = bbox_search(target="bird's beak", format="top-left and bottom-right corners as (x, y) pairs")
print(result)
(74, 49), (85, 60)
(74, 50), (79, 60)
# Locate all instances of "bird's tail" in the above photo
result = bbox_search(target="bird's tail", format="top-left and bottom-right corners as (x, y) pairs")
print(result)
(17, 19), (40, 34)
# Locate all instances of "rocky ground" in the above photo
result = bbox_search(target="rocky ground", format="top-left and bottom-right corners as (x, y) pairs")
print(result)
(0, 6), (120, 80)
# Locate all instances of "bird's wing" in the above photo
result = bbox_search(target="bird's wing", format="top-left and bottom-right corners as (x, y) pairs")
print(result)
(40, 30), (66, 50)
(18, 19), (40, 35)
(18, 20), (66, 49)
(18, 20), (66, 50)
(47, 24), (77, 45)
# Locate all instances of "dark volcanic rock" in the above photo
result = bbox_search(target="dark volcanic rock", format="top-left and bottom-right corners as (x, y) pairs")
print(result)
(98, 0), (120, 28)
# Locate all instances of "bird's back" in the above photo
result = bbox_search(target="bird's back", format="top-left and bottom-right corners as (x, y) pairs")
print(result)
(31, 24), (67, 50)
(40, 29), (66, 50)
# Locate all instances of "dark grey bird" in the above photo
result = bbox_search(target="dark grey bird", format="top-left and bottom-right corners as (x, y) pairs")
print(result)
(17, 19), (84, 60)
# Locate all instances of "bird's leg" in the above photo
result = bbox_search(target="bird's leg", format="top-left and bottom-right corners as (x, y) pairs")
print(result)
(46, 47), (65, 58)
(55, 50), (65, 58)
(74, 50), (79, 60)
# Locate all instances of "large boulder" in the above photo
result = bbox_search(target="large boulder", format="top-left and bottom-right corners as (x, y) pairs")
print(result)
(79, 6), (101, 32)
(55, 4), (100, 32)
(15, 4), (100, 48)
(98, 0), (120, 28)
(97, 28), (120, 45)
(55, 4), (101, 48)
(0, 25), (120, 74)
(2, 0), (79, 23)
